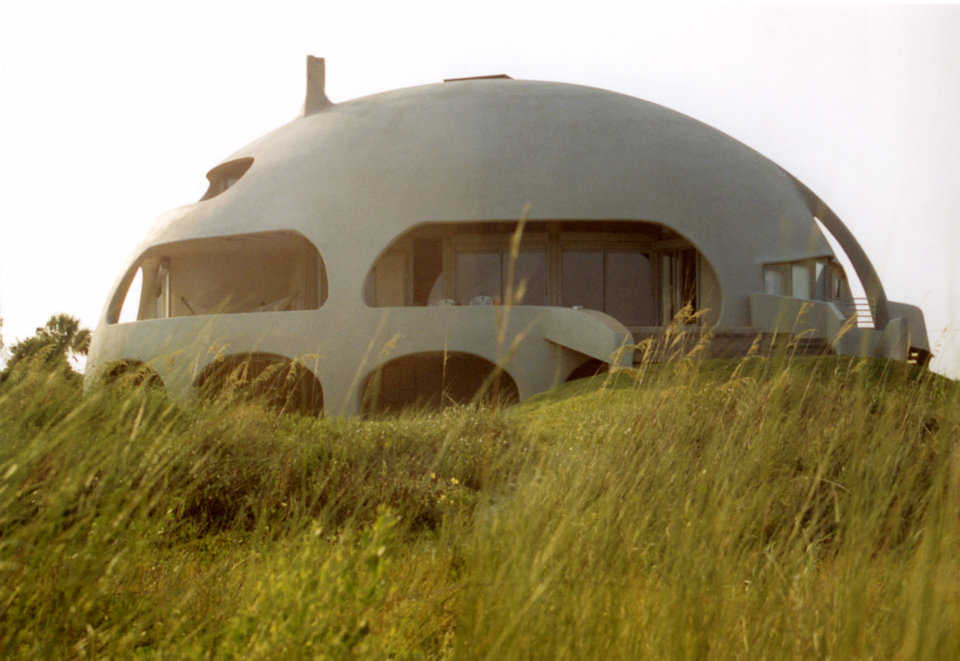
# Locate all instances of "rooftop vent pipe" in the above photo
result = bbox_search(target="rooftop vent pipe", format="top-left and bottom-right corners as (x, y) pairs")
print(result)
(304, 55), (331, 115)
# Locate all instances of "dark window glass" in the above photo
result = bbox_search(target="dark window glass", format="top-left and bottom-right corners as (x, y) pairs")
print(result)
(503, 251), (547, 305)
(791, 263), (812, 299)
(561, 250), (603, 309)
(456, 251), (501, 304)
(605, 251), (656, 325)
(679, 249), (698, 310)
(764, 266), (787, 295)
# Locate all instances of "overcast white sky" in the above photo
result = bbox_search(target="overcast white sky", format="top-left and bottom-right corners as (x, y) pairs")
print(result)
(1, 2), (958, 377)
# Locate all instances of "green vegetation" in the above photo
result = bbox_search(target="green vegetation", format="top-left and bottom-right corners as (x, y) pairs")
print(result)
(1, 314), (90, 383)
(1, 348), (958, 658)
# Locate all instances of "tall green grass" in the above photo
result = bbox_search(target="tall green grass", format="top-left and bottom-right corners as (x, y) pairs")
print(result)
(1, 351), (957, 658)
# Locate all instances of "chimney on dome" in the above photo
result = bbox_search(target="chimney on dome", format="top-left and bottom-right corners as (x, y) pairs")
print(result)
(304, 55), (331, 115)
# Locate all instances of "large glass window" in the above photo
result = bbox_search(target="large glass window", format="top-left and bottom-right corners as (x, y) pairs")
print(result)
(829, 264), (850, 300)
(456, 251), (501, 304)
(764, 266), (787, 295)
(561, 250), (603, 308)
(791, 264), (812, 300)
(363, 221), (708, 329)
(504, 251), (547, 305)
(763, 258), (848, 302)
(454, 249), (547, 305)
(605, 251), (656, 326)
(108, 231), (325, 323)
(562, 248), (656, 325)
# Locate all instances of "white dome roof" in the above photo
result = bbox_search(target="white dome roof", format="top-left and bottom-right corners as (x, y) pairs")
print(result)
(136, 77), (837, 325)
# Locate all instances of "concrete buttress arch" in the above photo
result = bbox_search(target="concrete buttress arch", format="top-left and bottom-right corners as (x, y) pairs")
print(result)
(786, 174), (891, 329)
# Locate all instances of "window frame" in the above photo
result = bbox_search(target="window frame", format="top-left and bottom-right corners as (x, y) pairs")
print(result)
(364, 222), (705, 330)
(449, 232), (549, 305)
(762, 257), (847, 302)
(107, 230), (325, 324)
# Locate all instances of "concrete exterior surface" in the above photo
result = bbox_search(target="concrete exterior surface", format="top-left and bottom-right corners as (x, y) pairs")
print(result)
(86, 57), (930, 414)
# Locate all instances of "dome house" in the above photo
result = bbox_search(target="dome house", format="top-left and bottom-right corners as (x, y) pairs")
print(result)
(86, 57), (930, 414)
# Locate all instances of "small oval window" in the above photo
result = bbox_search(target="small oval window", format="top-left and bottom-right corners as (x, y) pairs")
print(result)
(200, 157), (254, 201)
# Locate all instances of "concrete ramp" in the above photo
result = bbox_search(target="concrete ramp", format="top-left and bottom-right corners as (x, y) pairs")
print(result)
(541, 308), (634, 368)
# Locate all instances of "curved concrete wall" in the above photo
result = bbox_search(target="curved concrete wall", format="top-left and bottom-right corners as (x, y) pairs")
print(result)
(102, 78), (833, 330)
(88, 304), (632, 413)
(88, 68), (924, 412)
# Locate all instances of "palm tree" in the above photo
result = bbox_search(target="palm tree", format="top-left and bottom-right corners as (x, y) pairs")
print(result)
(35, 313), (91, 361)
(3, 314), (91, 376)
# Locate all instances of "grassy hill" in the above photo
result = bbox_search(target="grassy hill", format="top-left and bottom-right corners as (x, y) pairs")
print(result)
(1, 353), (958, 658)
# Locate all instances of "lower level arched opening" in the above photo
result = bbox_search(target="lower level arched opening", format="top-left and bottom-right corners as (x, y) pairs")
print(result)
(194, 353), (323, 415)
(361, 352), (519, 414)
(566, 359), (609, 382)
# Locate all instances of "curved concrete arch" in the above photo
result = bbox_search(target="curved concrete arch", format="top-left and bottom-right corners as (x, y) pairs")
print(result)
(359, 350), (520, 413)
(194, 351), (324, 415)
(785, 174), (890, 329)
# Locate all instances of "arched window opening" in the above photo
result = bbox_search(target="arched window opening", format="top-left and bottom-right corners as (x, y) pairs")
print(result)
(116, 266), (144, 324)
(200, 157), (254, 201)
(107, 231), (326, 323)
(195, 353), (323, 415)
(364, 221), (716, 333)
(361, 352), (519, 414)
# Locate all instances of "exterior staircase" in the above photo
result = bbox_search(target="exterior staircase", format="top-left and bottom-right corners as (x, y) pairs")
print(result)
(833, 297), (875, 329)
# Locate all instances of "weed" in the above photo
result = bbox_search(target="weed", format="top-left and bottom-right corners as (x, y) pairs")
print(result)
(0, 353), (957, 657)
